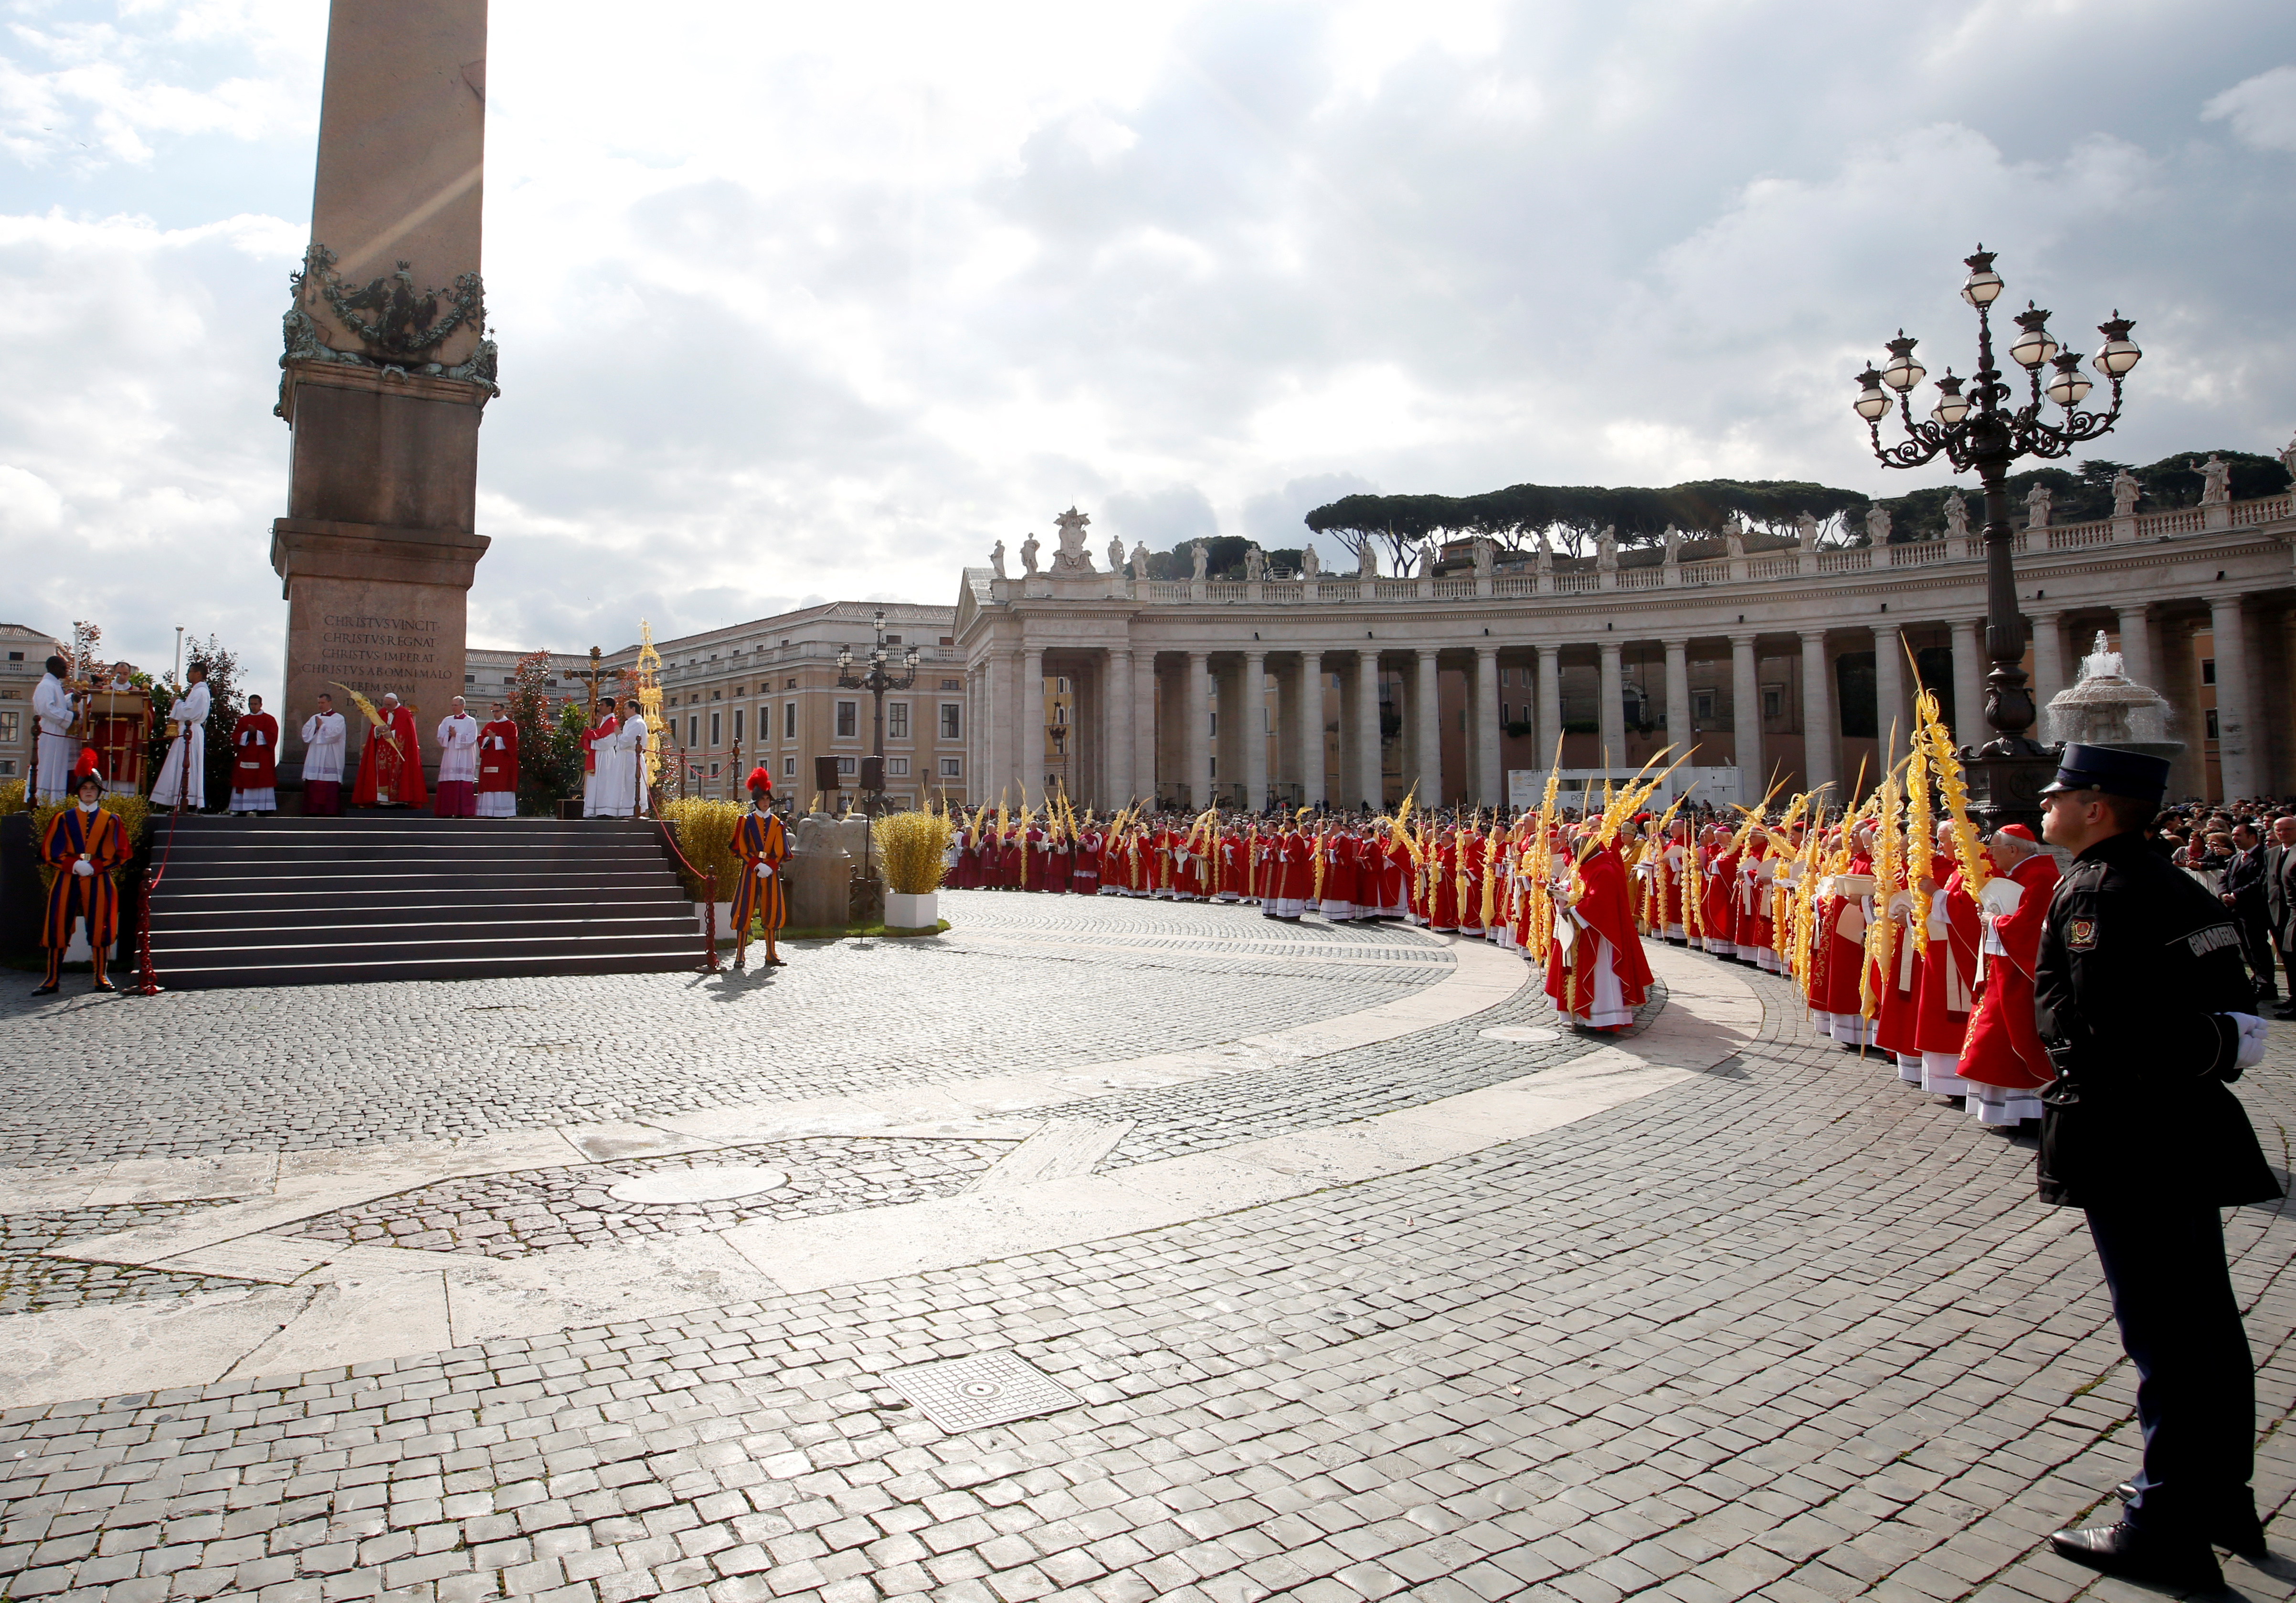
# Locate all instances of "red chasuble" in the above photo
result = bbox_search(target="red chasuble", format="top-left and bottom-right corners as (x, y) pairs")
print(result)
(478, 719), (520, 793)
(1545, 841), (1653, 1020)
(351, 705), (428, 807)
(230, 712), (278, 790)
(1914, 868), (1981, 1054)
(1958, 852), (2062, 1091)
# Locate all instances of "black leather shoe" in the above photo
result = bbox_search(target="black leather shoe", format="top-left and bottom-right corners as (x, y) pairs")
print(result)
(89, 978), (116, 993)
(32, 981), (59, 996)
(2113, 1485), (2270, 1561)
(2051, 1521), (2223, 1590)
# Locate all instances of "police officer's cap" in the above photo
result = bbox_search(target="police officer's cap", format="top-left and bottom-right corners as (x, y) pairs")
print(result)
(2037, 742), (2169, 805)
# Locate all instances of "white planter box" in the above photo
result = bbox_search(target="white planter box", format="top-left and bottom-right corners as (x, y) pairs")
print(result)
(885, 891), (939, 931)
(699, 901), (736, 941)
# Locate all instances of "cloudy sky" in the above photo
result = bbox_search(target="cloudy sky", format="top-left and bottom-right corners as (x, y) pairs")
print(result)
(4, 0), (2294, 696)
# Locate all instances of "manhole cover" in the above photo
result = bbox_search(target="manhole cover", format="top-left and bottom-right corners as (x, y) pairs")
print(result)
(607, 1166), (791, 1205)
(881, 1352), (1081, 1433)
(1480, 1026), (1559, 1044)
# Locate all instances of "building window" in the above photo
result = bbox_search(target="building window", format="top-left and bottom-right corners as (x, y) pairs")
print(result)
(886, 634), (901, 645)
(0, 759), (13, 776)
(836, 701), (857, 738)
(2207, 708), (2221, 739)
(888, 702), (910, 740)
(731, 708), (744, 745)
(2201, 658), (2217, 686)
(941, 678), (961, 691)
(1693, 690), (1715, 721)
(940, 637), (953, 646)
(0, 712), (16, 743)
(687, 714), (699, 748)
(1057, 677), (1069, 693)
(783, 702), (796, 740)
(783, 755), (796, 777)
(940, 704), (962, 740)
(710, 711), (722, 748)
(940, 757), (962, 777)
(1763, 687), (1783, 719)
(1209, 711), (1218, 736)
(711, 689), (721, 701)
(888, 757), (910, 777)
(836, 755), (857, 775)
(1053, 704), (1067, 726)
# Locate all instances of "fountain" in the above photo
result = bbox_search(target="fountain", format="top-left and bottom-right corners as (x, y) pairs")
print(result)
(2043, 631), (2182, 763)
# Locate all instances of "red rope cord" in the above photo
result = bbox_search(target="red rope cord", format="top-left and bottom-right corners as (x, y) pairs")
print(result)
(134, 727), (195, 995)
(653, 817), (721, 973)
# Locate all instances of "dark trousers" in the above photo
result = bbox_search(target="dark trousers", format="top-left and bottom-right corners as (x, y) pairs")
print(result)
(2084, 1206), (2257, 1536)
(2234, 909), (2277, 997)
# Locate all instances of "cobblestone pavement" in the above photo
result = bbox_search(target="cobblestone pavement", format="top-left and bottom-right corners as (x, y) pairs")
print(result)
(0, 1205), (251, 1318)
(4, 906), (2296, 1603)
(0, 895), (1450, 1168)
(285, 1138), (1018, 1262)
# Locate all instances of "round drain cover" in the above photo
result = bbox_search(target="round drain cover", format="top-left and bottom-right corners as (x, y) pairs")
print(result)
(1480, 1026), (1560, 1045)
(961, 1381), (1004, 1399)
(607, 1166), (792, 1205)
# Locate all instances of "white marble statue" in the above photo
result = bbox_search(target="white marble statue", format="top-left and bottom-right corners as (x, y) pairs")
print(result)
(1595, 526), (1617, 571)
(2022, 482), (2052, 530)
(1108, 533), (1126, 573)
(1301, 544), (1321, 578)
(2201, 454), (2231, 505)
(2112, 469), (2140, 518)
(1357, 541), (1378, 578)
(1796, 510), (1819, 550)
(989, 540), (1007, 580)
(1244, 544), (1265, 581)
(1534, 531), (1553, 574)
(1130, 541), (1150, 580)
(1662, 525), (1682, 564)
(1190, 541), (1209, 581)
(2280, 432), (2296, 487)
(1019, 532), (1040, 574)
(1866, 504), (1892, 544)
(1723, 516), (1745, 559)
(1418, 538), (1437, 575)
(1053, 506), (1092, 570)
(1472, 537), (1494, 577)
(1944, 492), (1969, 541)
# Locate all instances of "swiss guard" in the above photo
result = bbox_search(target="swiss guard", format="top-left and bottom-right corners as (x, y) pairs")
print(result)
(37, 766), (130, 995)
(731, 766), (790, 970)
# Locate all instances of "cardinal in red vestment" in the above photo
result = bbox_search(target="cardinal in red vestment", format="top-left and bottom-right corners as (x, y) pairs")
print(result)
(1957, 824), (2062, 1126)
(477, 705), (519, 818)
(227, 695), (279, 815)
(351, 694), (427, 809)
(1912, 822), (1982, 1096)
(1546, 835), (1654, 1029)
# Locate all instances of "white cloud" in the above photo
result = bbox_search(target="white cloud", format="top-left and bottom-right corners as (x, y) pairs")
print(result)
(2204, 64), (2296, 153)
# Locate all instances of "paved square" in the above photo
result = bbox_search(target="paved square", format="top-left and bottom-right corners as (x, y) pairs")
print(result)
(2, 891), (2292, 1603)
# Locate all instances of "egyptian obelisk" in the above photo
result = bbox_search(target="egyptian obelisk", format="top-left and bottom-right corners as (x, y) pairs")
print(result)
(271, 0), (493, 793)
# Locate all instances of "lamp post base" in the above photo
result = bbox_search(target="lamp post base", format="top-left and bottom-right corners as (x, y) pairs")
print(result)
(1963, 738), (2058, 836)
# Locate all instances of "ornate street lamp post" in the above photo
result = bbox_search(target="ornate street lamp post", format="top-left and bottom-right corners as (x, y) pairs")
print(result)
(1854, 246), (2142, 828)
(836, 608), (919, 815)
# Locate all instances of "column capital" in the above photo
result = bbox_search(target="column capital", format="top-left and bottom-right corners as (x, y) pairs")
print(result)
(1728, 631), (1758, 648)
(1415, 645), (1439, 661)
(1536, 643), (1561, 659)
(1658, 636), (1690, 650)
(1474, 643), (1499, 661)
(1797, 627), (1828, 644)
(1597, 638), (1622, 658)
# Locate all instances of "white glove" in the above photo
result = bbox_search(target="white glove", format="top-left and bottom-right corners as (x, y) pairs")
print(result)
(756, 862), (774, 879)
(2230, 1012), (2267, 1069)
(73, 859), (94, 877)
(1886, 888), (1913, 920)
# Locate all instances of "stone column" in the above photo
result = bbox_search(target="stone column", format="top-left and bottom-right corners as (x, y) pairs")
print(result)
(983, 649), (1008, 800)
(1186, 651), (1212, 812)
(2028, 612), (2064, 740)
(1106, 647), (1133, 805)
(1133, 652), (1159, 806)
(1299, 652), (1325, 807)
(1243, 650), (1269, 811)
(1662, 638), (1690, 757)
(2163, 621), (2207, 801)
(1730, 635), (1761, 790)
(1414, 648), (1442, 804)
(2116, 605), (2155, 690)
(1357, 649), (1384, 809)
(1948, 618), (1985, 750)
(1872, 624), (1905, 748)
(1536, 645), (1563, 764)
(2211, 597), (2255, 799)
(1597, 641), (1625, 772)
(1475, 646), (1502, 806)
(1022, 646), (1044, 795)
(274, 0), (493, 786)
(1799, 629), (1835, 795)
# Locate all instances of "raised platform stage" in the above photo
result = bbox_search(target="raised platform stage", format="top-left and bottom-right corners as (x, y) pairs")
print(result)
(143, 814), (704, 988)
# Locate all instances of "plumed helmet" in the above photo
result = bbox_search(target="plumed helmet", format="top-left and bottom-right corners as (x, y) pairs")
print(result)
(746, 765), (772, 794)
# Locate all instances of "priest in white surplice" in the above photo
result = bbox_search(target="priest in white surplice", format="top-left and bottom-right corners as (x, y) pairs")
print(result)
(434, 697), (481, 818)
(594, 697), (639, 818)
(152, 662), (211, 811)
(32, 655), (79, 803)
(301, 693), (348, 816)
(619, 703), (651, 818)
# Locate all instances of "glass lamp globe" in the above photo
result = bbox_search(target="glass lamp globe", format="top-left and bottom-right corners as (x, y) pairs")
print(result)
(1852, 367), (1893, 422)
(1930, 372), (1970, 425)
(2044, 353), (2093, 408)
(2094, 314), (2142, 377)
(1880, 333), (1926, 393)
(2008, 305), (2060, 370)
(1961, 248), (2004, 308)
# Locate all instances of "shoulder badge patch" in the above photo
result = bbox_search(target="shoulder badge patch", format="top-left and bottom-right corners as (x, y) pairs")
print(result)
(2185, 923), (2242, 958)
(2067, 916), (2098, 952)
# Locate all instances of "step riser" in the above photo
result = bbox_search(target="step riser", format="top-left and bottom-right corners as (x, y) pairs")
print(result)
(151, 954), (706, 990)
(148, 901), (690, 927)
(151, 925), (698, 951)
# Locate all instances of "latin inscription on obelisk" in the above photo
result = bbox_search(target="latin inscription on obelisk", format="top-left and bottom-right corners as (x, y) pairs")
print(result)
(272, 0), (495, 790)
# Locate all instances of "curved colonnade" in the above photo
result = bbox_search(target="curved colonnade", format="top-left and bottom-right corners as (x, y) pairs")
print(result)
(954, 494), (2296, 808)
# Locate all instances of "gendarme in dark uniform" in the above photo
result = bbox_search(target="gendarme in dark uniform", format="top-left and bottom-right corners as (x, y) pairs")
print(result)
(2035, 743), (2279, 1589)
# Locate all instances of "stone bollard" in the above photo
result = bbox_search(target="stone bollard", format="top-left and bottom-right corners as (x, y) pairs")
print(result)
(786, 811), (855, 931)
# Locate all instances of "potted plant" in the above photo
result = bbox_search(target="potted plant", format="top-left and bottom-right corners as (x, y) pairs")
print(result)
(872, 807), (953, 931)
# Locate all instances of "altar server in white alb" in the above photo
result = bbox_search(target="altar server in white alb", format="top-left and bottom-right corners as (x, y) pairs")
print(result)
(32, 655), (80, 804)
(300, 693), (348, 817)
(620, 700), (651, 818)
(153, 661), (211, 811)
(434, 696), (481, 817)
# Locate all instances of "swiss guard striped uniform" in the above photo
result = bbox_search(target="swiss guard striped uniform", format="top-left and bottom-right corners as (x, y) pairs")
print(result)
(731, 768), (791, 969)
(39, 796), (130, 991)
